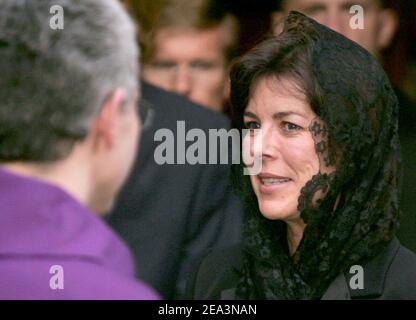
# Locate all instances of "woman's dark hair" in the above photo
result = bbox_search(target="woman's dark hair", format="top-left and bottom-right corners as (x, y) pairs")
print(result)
(230, 22), (322, 130)
(231, 12), (401, 299)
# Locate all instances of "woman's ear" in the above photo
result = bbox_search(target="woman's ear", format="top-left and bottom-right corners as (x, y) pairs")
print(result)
(271, 11), (287, 35)
(376, 8), (399, 51)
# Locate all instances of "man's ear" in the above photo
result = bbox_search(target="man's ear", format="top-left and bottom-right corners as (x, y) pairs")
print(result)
(271, 11), (287, 35)
(91, 88), (125, 151)
(376, 9), (399, 51)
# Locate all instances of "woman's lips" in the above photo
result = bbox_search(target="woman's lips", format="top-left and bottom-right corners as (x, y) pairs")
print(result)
(257, 174), (292, 194)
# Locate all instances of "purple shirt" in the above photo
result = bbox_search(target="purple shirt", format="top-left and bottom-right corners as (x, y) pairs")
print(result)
(0, 167), (159, 300)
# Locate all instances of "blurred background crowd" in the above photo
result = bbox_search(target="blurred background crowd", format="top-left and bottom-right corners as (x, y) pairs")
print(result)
(124, 0), (416, 111)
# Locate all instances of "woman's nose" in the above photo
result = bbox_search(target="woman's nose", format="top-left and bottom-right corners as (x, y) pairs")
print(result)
(261, 127), (279, 160)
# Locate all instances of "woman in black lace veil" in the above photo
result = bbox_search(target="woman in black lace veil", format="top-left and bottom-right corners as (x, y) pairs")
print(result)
(186, 11), (416, 300)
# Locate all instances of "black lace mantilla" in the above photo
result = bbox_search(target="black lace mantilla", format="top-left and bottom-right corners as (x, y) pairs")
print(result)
(233, 12), (401, 299)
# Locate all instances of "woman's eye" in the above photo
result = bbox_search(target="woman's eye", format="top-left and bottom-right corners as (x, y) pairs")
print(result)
(244, 121), (260, 130)
(282, 122), (302, 132)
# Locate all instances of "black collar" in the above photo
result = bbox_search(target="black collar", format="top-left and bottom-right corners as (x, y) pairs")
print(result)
(345, 238), (400, 299)
(221, 238), (401, 300)
(323, 238), (401, 299)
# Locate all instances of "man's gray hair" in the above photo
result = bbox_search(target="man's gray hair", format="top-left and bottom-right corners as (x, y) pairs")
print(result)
(0, 0), (140, 161)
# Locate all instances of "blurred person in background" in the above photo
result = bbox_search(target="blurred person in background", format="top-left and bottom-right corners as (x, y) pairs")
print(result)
(271, 0), (398, 59)
(270, 0), (416, 253)
(107, 0), (243, 299)
(0, 0), (158, 299)
(128, 0), (240, 113)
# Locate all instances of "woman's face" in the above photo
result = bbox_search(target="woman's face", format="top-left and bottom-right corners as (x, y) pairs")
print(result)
(244, 77), (320, 223)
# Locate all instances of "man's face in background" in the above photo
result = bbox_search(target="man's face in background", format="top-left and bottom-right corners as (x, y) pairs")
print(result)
(142, 26), (229, 112)
(273, 0), (398, 58)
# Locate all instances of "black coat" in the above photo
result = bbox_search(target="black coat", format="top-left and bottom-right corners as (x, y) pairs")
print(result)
(107, 83), (243, 299)
(186, 238), (416, 299)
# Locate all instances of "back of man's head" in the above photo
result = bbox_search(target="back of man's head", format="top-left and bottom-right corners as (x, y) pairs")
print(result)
(0, 0), (139, 162)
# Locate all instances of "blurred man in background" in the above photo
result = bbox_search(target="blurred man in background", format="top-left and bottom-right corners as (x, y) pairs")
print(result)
(108, 0), (243, 299)
(271, 0), (398, 59)
(271, 0), (416, 253)
(0, 0), (158, 299)
(129, 0), (239, 113)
